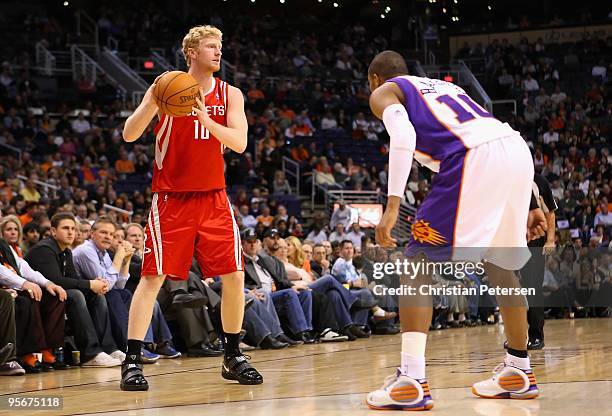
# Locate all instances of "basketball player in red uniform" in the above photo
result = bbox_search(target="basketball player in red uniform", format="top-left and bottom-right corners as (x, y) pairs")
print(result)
(119, 25), (262, 390)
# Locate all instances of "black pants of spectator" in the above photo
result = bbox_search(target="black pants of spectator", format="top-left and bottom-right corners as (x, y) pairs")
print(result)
(14, 291), (65, 356)
(0, 290), (17, 364)
(522, 244), (546, 342)
(65, 289), (118, 362)
(158, 274), (220, 349)
(310, 290), (339, 335)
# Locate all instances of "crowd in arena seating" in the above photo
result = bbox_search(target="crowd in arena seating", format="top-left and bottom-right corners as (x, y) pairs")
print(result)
(0, 4), (610, 377)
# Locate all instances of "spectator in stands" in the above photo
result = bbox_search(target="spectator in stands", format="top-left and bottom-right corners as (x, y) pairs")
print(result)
(74, 220), (91, 247)
(18, 201), (38, 226)
(310, 243), (331, 278)
(72, 216), (176, 362)
(330, 201), (351, 230)
(0, 288), (25, 375)
(594, 203), (612, 226)
(256, 206), (274, 228)
(71, 112), (91, 135)
(320, 111), (339, 131)
(19, 177), (40, 203)
(25, 212), (124, 367)
(243, 228), (315, 343)
(239, 205), (257, 230)
(0, 216), (68, 373)
(272, 170), (292, 196)
(543, 127), (559, 145)
(351, 112), (369, 140)
(522, 73), (540, 92)
(332, 240), (396, 327)
(306, 224), (327, 244)
(346, 222), (365, 251)
(115, 150), (135, 175)
(329, 223), (348, 243)
(275, 238), (352, 342)
(21, 222), (39, 254)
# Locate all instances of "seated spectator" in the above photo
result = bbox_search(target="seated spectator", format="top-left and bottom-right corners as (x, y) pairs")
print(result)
(351, 112), (369, 140)
(310, 243), (331, 278)
(550, 86), (567, 107)
(19, 177), (41, 203)
(346, 222), (365, 252)
(71, 112), (91, 135)
(331, 240), (396, 326)
(242, 229), (315, 343)
(239, 205), (257, 230)
(0, 216), (68, 373)
(594, 203), (612, 226)
(272, 170), (292, 196)
(25, 212), (124, 367)
(22, 221), (40, 254)
(256, 206), (274, 228)
(320, 111), (338, 130)
(522, 73), (539, 92)
(329, 223), (347, 243)
(73, 217), (177, 362)
(273, 237), (351, 342)
(115, 150), (135, 175)
(124, 223), (207, 357)
(366, 114), (385, 141)
(330, 201), (352, 230)
(0, 288), (25, 375)
(543, 127), (559, 145)
(74, 220), (92, 248)
(306, 225), (327, 244)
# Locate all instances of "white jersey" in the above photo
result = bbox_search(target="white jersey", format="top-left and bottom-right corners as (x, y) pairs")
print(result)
(389, 75), (519, 172)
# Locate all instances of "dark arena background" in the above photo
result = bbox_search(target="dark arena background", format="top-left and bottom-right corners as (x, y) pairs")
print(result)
(0, 0), (610, 414)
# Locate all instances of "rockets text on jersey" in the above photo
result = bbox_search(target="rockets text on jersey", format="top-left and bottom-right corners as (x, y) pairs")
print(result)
(152, 77), (229, 192)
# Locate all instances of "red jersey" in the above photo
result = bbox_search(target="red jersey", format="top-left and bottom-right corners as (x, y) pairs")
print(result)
(152, 77), (229, 192)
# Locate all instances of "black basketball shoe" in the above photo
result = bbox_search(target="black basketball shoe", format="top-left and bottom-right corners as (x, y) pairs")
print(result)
(120, 355), (149, 391)
(222, 354), (263, 385)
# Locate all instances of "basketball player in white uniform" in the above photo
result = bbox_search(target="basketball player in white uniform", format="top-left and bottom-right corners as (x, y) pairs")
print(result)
(365, 51), (547, 410)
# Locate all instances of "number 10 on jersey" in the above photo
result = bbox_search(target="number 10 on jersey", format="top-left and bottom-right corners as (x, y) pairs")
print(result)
(193, 120), (210, 140)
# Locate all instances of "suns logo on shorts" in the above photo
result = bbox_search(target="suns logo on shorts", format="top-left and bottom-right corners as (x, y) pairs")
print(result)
(411, 220), (447, 246)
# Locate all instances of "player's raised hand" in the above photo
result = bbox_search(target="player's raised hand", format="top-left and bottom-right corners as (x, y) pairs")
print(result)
(144, 71), (169, 106)
(192, 87), (212, 128)
(376, 208), (398, 248)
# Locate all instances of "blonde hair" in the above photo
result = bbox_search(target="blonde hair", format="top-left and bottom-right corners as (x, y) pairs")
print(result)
(0, 215), (23, 244)
(286, 236), (305, 268)
(182, 25), (223, 67)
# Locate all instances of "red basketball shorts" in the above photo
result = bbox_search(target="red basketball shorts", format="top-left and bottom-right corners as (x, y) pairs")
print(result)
(142, 189), (243, 280)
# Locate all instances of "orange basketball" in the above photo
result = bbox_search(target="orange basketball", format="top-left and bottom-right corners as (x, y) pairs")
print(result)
(153, 71), (200, 117)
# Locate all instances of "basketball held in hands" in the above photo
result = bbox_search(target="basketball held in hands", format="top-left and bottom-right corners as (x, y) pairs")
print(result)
(153, 71), (200, 117)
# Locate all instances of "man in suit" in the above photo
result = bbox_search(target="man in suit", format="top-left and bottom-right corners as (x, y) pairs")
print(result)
(243, 228), (315, 343)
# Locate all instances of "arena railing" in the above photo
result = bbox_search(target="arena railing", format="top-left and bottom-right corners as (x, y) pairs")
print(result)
(35, 42), (56, 76)
(150, 49), (174, 72)
(16, 175), (59, 199)
(324, 190), (415, 241)
(282, 156), (301, 196)
(75, 10), (100, 54)
(103, 204), (133, 221)
(457, 60), (493, 114)
(100, 47), (149, 103)
(0, 143), (22, 161)
(71, 45), (127, 103)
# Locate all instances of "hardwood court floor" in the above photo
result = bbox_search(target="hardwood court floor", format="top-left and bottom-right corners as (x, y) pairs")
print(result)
(1, 318), (611, 416)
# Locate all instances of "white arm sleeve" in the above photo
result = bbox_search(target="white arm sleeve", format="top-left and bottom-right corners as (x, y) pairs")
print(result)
(382, 104), (416, 198)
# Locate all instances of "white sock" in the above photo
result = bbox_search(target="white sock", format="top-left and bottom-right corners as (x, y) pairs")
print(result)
(505, 352), (531, 370)
(373, 307), (386, 317)
(400, 332), (427, 379)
